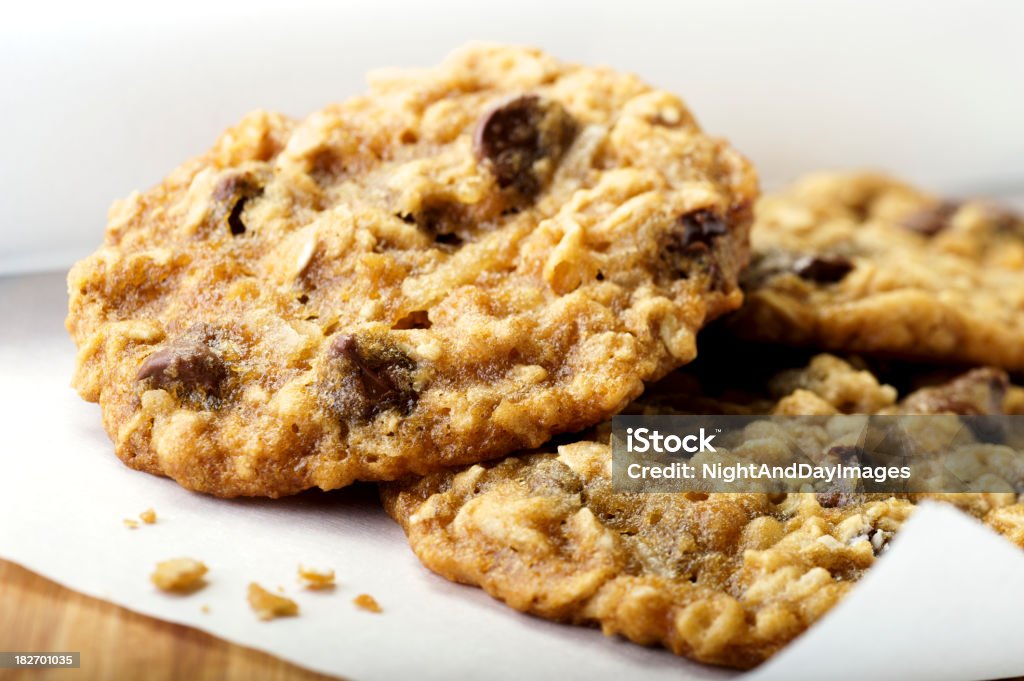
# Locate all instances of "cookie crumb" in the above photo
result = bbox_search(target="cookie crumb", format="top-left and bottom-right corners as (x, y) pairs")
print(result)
(151, 558), (208, 593)
(248, 583), (299, 621)
(123, 519), (140, 529)
(353, 593), (381, 613)
(298, 565), (335, 590)
(200, 604), (211, 614)
(140, 508), (157, 524)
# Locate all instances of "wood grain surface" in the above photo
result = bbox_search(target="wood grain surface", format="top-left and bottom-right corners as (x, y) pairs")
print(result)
(0, 559), (342, 681)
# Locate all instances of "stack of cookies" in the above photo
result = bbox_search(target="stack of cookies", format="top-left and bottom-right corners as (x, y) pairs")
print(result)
(66, 44), (1024, 669)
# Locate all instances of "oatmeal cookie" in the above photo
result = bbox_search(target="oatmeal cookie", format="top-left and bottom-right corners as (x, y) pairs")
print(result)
(66, 44), (756, 497)
(732, 172), (1024, 368)
(383, 356), (1024, 668)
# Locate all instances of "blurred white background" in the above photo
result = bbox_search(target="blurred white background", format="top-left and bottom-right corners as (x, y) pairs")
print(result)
(2, 0), (1022, 273)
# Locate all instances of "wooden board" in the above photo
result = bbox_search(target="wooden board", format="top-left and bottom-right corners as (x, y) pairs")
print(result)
(0, 559), (342, 681)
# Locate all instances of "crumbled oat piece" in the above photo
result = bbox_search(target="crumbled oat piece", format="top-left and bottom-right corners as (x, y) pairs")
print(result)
(353, 593), (381, 613)
(123, 519), (139, 529)
(248, 583), (299, 621)
(151, 558), (208, 593)
(298, 565), (335, 590)
(140, 508), (157, 524)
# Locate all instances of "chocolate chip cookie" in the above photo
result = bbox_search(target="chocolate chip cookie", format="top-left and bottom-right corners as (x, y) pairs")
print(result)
(383, 355), (1024, 668)
(66, 44), (757, 497)
(732, 172), (1024, 368)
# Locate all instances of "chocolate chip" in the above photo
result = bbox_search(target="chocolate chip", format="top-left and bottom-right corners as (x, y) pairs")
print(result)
(661, 209), (731, 283)
(226, 201), (248, 235)
(211, 174), (264, 236)
(474, 95), (577, 200)
(403, 200), (467, 245)
(815, 491), (849, 508)
(677, 209), (729, 252)
(816, 489), (870, 508)
(326, 334), (418, 421)
(901, 201), (959, 236)
(434, 232), (464, 247)
(900, 367), (1008, 416)
(899, 368), (1011, 442)
(136, 330), (227, 397)
(793, 254), (854, 283)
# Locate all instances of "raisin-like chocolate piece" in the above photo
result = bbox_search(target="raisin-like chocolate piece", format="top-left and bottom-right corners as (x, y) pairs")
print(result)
(901, 201), (959, 236)
(815, 491), (850, 508)
(211, 173), (264, 236)
(136, 328), (227, 396)
(677, 209), (729, 252)
(326, 334), (418, 421)
(661, 209), (731, 282)
(403, 200), (468, 246)
(792, 254), (854, 283)
(474, 95), (577, 200)
(816, 490), (870, 508)
(900, 367), (1008, 416)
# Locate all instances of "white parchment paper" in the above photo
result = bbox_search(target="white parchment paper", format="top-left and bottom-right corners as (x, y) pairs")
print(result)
(1, 271), (1023, 681)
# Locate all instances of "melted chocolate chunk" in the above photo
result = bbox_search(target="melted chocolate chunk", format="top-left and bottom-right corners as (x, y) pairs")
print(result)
(792, 254), (854, 283)
(901, 201), (959, 236)
(326, 334), (418, 421)
(677, 209), (729, 252)
(211, 173), (264, 236)
(433, 232), (464, 247)
(407, 201), (467, 245)
(661, 209), (731, 282)
(136, 328), (227, 397)
(473, 94), (577, 200)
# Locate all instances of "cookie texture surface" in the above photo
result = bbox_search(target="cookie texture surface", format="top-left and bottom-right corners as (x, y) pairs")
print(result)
(66, 44), (757, 497)
(383, 355), (1024, 668)
(733, 172), (1024, 368)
